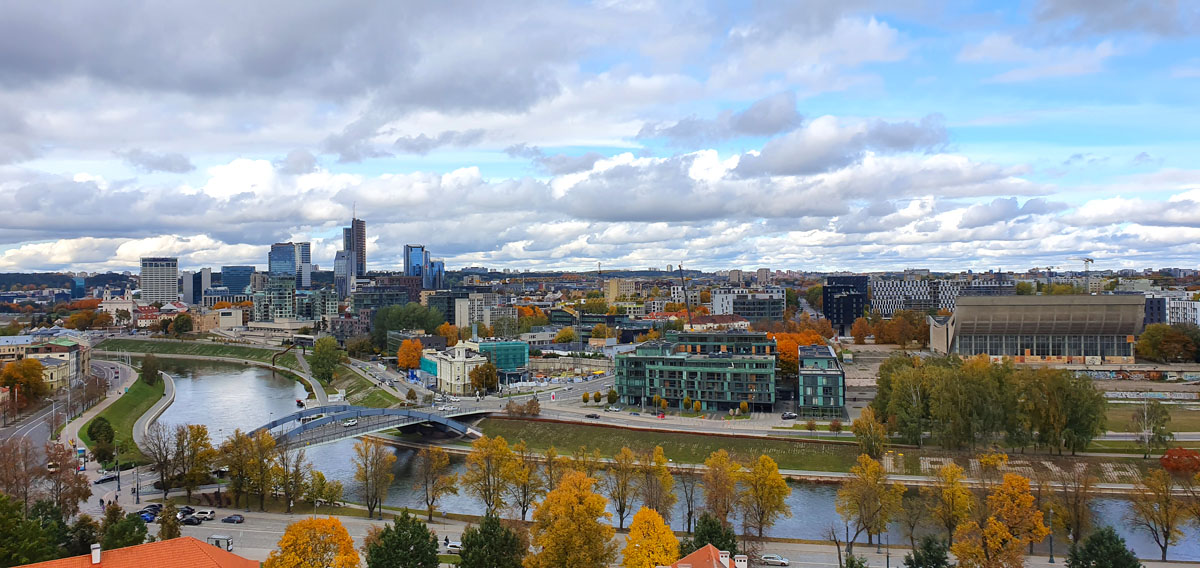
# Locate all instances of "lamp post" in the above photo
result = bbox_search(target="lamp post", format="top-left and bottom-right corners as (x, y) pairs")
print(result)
(134, 464), (140, 504)
(1048, 506), (1055, 563)
(885, 530), (890, 568)
(116, 457), (121, 492)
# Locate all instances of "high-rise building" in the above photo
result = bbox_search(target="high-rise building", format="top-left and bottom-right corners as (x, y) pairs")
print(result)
(268, 243), (298, 276)
(295, 242), (312, 288)
(333, 251), (352, 298)
(426, 259), (445, 290)
(711, 287), (785, 321)
(404, 244), (426, 278)
(342, 218), (366, 277)
(220, 266), (254, 295)
(180, 268), (211, 305)
(253, 274), (297, 321)
(139, 257), (179, 304)
(823, 276), (869, 336)
(756, 268), (771, 284)
(71, 277), (86, 299)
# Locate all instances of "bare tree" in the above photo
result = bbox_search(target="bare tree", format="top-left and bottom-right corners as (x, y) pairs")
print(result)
(143, 423), (177, 501)
(677, 462), (701, 533)
(1054, 463), (1097, 546)
(0, 437), (44, 515)
(273, 445), (309, 514)
(44, 442), (91, 518)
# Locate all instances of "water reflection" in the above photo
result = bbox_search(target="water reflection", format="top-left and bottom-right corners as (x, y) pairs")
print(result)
(156, 360), (1200, 560)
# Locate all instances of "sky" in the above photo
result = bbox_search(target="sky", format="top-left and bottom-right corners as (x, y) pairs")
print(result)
(1, 0), (1199, 274)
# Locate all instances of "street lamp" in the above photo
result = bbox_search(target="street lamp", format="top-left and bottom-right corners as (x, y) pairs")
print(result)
(134, 465), (140, 504)
(1048, 506), (1055, 563)
(116, 457), (121, 492)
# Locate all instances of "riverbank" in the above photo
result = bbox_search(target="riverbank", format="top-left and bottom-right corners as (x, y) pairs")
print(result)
(77, 369), (163, 465)
(96, 338), (303, 372)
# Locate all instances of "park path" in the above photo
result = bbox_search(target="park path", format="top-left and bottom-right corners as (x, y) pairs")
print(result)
(131, 371), (175, 452)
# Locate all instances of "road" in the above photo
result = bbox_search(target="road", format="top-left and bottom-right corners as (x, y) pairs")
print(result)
(0, 360), (131, 461)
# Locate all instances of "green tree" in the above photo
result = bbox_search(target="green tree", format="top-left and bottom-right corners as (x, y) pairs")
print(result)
(371, 303), (446, 348)
(607, 389), (619, 405)
(1066, 526), (1142, 568)
(0, 495), (59, 566)
(904, 536), (951, 568)
(310, 336), (344, 383)
(1130, 400), (1173, 459)
(64, 514), (101, 556)
(1015, 282), (1035, 295)
(851, 406), (889, 459)
(679, 512), (737, 556)
(170, 312), (193, 336)
(460, 515), (525, 568)
(469, 362), (499, 393)
(140, 353), (162, 386)
(87, 416), (115, 445)
(364, 511), (439, 568)
(100, 503), (148, 550)
(158, 502), (182, 540)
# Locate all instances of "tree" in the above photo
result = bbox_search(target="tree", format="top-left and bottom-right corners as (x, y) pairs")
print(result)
(1053, 464), (1097, 546)
(87, 416), (116, 445)
(1127, 468), (1185, 561)
(921, 462), (974, 544)
(353, 438), (397, 518)
(158, 502), (182, 540)
(554, 327), (578, 344)
(363, 511), (440, 568)
(830, 418), (843, 434)
(604, 446), (640, 529)
(218, 429), (254, 509)
(436, 322), (459, 347)
(851, 317), (871, 344)
(836, 454), (905, 553)
(310, 336), (345, 383)
(463, 435), (515, 516)
(274, 446), (310, 514)
(525, 470), (617, 568)
(461, 514), (526, 568)
(1066, 526), (1143, 568)
(851, 407), (888, 459)
(142, 422), (178, 502)
(1131, 400), (1173, 458)
(680, 512), (738, 556)
(43, 442), (92, 518)
(396, 339), (423, 370)
(739, 454), (792, 538)
(608, 389), (619, 405)
(1, 357), (47, 406)
(346, 336), (374, 358)
(372, 304), (447, 347)
(307, 469), (344, 511)
(952, 474), (1050, 568)
(542, 446), (568, 489)
(175, 424), (217, 504)
(64, 514), (102, 556)
(0, 494), (59, 566)
(265, 516), (359, 568)
(406, 388), (418, 403)
(249, 429), (277, 511)
(702, 449), (742, 526)
(508, 441), (545, 521)
(100, 503), (148, 550)
(1015, 282), (1034, 295)
(139, 353), (162, 385)
(693, 400), (701, 412)
(637, 446), (676, 522)
(569, 446), (604, 478)
(1159, 448), (1200, 476)
(170, 312), (193, 336)
(1136, 323), (1198, 362)
(623, 507), (679, 568)
(677, 462), (701, 533)
(904, 536), (951, 568)
(469, 362), (499, 393)
(414, 446), (458, 521)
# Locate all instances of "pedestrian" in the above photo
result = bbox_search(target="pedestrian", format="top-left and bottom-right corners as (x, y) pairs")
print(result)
(444, 535), (449, 547)
(99, 498), (104, 509)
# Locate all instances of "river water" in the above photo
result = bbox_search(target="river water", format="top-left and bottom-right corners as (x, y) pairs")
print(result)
(153, 360), (1200, 560)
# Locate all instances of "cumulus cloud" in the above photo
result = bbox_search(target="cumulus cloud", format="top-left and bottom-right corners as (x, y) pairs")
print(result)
(733, 115), (947, 176)
(958, 34), (1118, 82)
(505, 144), (607, 175)
(1032, 0), (1200, 38)
(393, 129), (486, 155)
(274, 149), (318, 175)
(116, 148), (196, 173)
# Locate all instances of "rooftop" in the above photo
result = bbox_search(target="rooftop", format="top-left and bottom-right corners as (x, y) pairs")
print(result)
(22, 537), (258, 568)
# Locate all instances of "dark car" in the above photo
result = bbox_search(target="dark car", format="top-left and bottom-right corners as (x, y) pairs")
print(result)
(221, 514), (245, 524)
(93, 474), (118, 485)
(180, 515), (203, 526)
(178, 505), (196, 516)
(584, 413), (600, 419)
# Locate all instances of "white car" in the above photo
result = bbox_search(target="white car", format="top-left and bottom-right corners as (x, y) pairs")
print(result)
(449, 396), (461, 402)
(446, 541), (463, 554)
(445, 406), (459, 411)
(341, 419), (358, 427)
(761, 554), (790, 566)
(194, 509), (216, 521)
(436, 405), (450, 411)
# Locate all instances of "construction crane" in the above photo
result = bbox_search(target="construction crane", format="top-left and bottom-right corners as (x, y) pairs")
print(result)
(1069, 257), (1095, 292)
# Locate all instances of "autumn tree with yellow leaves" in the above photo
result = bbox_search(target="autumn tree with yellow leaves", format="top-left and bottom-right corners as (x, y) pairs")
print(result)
(463, 435), (516, 516)
(637, 446), (677, 522)
(1128, 468), (1186, 561)
(739, 454), (792, 538)
(850, 406), (889, 459)
(702, 449), (742, 526)
(921, 462), (975, 544)
(622, 507), (679, 568)
(836, 454), (905, 554)
(353, 438), (397, 518)
(414, 446), (457, 521)
(525, 471), (617, 568)
(951, 474), (1049, 568)
(604, 446), (640, 529)
(264, 516), (359, 568)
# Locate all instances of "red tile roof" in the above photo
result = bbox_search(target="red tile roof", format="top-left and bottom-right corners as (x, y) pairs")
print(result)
(21, 537), (259, 568)
(672, 543), (726, 568)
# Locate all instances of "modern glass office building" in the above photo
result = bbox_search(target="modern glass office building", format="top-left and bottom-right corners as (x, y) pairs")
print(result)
(616, 331), (777, 412)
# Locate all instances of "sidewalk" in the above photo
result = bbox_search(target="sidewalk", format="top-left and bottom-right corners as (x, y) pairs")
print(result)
(131, 371), (175, 452)
(59, 361), (138, 483)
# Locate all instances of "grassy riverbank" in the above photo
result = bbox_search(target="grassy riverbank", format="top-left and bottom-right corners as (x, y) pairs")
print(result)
(96, 338), (302, 371)
(330, 364), (401, 408)
(77, 378), (164, 466)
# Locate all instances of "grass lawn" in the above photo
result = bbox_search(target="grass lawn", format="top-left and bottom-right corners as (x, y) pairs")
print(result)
(78, 378), (164, 466)
(1084, 438), (1200, 453)
(96, 338), (303, 371)
(1106, 403), (1200, 433)
(439, 554), (462, 565)
(477, 417), (868, 473)
(331, 364), (400, 408)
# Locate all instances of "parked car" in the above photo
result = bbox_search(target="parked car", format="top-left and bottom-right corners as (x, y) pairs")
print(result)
(781, 412), (798, 420)
(221, 514), (245, 524)
(341, 419), (358, 427)
(629, 411), (640, 416)
(446, 541), (463, 554)
(178, 506), (196, 516)
(435, 405), (450, 411)
(194, 509), (216, 521)
(140, 504), (162, 513)
(445, 406), (459, 411)
(448, 396), (461, 402)
(180, 515), (203, 526)
(761, 554), (790, 566)
(584, 413), (600, 419)
(139, 512), (156, 523)
(604, 406), (621, 412)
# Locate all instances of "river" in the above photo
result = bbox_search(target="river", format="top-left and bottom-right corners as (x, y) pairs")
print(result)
(152, 359), (1200, 560)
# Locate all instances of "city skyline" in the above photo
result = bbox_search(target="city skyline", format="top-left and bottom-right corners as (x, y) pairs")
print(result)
(1, 2), (1199, 273)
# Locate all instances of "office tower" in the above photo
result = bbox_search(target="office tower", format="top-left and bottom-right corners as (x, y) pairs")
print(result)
(268, 242), (298, 276)
(334, 250), (353, 298)
(426, 259), (445, 290)
(342, 218), (366, 277)
(295, 242), (312, 288)
(71, 277), (86, 299)
(823, 276), (869, 336)
(140, 257), (179, 304)
(180, 268), (211, 305)
(404, 244), (426, 278)
(220, 266), (254, 295)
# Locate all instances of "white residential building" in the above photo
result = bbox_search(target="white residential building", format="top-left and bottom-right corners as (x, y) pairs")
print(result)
(140, 257), (179, 304)
(1168, 298), (1200, 326)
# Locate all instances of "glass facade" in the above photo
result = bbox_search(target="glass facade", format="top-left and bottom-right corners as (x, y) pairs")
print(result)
(616, 332), (778, 412)
(952, 334), (1133, 358)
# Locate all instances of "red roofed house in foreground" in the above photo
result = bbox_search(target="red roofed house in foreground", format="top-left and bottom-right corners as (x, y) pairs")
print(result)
(660, 544), (749, 568)
(21, 538), (258, 568)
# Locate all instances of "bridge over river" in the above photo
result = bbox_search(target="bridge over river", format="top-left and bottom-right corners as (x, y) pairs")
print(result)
(252, 404), (489, 448)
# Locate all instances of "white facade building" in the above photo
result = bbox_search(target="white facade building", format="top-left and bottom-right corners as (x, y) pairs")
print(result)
(139, 257), (179, 304)
(428, 344), (488, 395)
(1168, 298), (1200, 326)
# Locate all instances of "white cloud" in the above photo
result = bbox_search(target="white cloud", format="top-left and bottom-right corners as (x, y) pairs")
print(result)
(958, 34), (1118, 82)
